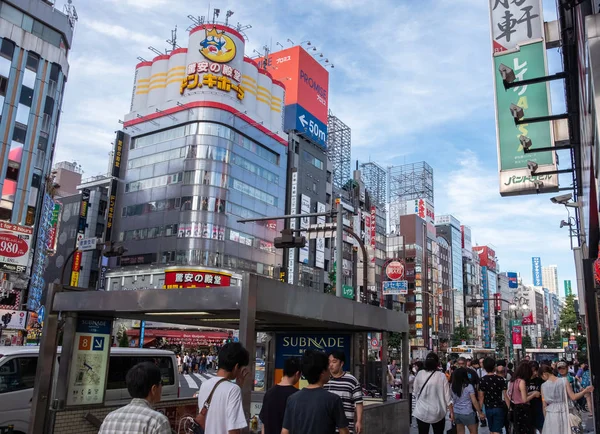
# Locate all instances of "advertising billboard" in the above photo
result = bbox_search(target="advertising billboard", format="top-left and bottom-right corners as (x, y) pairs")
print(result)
(0, 309), (27, 329)
(564, 280), (572, 297)
(461, 225), (472, 251)
(287, 170), (298, 284)
(512, 325), (523, 349)
(163, 268), (232, 288)
(490, 0), (544, 54)
(299, 194), (310, 264)
(507, 271), (519, 288)
(532, 257), (542, 286)
(262, 46), (329, 148)
(0, 222), (33, 274)
(474, 246), (497, 271)
(315, 202), (326, 269)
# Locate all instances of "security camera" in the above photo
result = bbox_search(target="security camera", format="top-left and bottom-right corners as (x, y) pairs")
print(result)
(499, 63), (516, 84)
(519, 135), (532, 151)
(560, 220), (572, 228)
(550, 193), (572, 204)
(527, 160), (538, 174)
(510, 103), (524, 121)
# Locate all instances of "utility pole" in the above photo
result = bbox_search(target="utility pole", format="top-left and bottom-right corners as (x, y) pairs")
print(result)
(336, 199), (343, 298)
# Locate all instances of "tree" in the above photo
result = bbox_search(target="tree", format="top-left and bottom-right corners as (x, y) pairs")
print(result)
(522, 334), (533, 349)
(388, 333), (402, 358)
(542, 330), (559, 348)
(495, 330), (506, 354)
(452, 323), (471, 346)
(559, 294), (578, 332)
(119, 332), (130, 347)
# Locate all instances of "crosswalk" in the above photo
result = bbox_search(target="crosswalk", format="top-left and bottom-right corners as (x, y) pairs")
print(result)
(178, 372), (216, 398)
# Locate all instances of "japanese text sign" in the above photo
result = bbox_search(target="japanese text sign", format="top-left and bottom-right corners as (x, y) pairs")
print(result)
(164, 269), (232, 289)
(490, 0), (544, 54)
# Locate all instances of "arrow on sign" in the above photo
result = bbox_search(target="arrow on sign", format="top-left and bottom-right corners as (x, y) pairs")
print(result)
(299, 115), (308, 128)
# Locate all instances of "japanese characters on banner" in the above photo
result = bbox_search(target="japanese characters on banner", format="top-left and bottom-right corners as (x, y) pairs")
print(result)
(299, 194), (310, 264)
(163, 268), (232, 289)
(512, 325), (523, 349)
(531, 257), (542, 286)
(370, 207), (376, 263)
(490, 0), (543, 54)
(67, 318), (112, 406)
(28, 193), (54, 310)
(364, 213), (371, 247)
(70, 251), (82, 287)
(0, 222), (33, 274)
(287, 171), (298, 284)
(315, 202), (326, 269)
(46, 203), (61, 254)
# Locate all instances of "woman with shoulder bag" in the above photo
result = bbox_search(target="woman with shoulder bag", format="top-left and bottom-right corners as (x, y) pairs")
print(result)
(413, 353), (454, 434)
(505, 361), (540, 434)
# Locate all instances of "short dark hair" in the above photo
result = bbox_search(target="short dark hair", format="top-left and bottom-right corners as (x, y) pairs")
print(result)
(483, 357), (496, 373)
(329, 350), (345, 364)
(507, 362), (514, 369)
(302, 350), (329, 384)
(529, 361), (540, 371)
(218, 342), (250, 372)
(126, 362), (162, 399)
(283, 357), (301, 377)
(471, 359), (480, 367)
(424, 352), (439, 372)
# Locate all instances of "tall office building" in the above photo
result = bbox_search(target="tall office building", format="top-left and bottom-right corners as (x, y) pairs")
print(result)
(0, 1), (74, 317)
(436, 214), (464, 328)
(105, 22), (288, 290)
(327, 110), (351, 189)
(542, 265), (559, 295)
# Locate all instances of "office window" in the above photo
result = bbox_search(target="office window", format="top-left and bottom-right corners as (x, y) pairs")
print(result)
(0, 39), (14, 60)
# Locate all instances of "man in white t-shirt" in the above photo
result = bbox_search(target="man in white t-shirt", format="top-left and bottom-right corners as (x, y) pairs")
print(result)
(195, 342), (250, 434)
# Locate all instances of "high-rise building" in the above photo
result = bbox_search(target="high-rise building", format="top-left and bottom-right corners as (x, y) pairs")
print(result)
(462, 225), (483, 346)
(105, 22), (288, 290)
(474, 245), (497, 349)
(327, 110), (351, 189)
(52, 161), (82, 197)
(360, 161), (386, 208)
(542, 265), (559, 295)
(387, 161), (433, 233)
(436, 215), (464, 328)
(0, 1), (74, 316)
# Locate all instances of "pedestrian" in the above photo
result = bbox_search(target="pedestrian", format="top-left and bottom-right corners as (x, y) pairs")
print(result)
(325, 350), (364, 434)
(557, 360), (584, 409)
(528, 361), (545, 433)
(183, 352), (190, 375)
(475, 358), (487, 379)
(506, 361), (539, 434)
(281, 349), (349, 434)
(193, 353), (199, 374)
(450, 367), (484, 434)
(99, 362), (171, 434)
(207, 354), (213, 370)
(259, 357), (301, 434)
(413, 352), (453, 434)
(539, 364), (593, 434)
(506, 362), (514, 381)
(478, 358), (507, 434)
(177, 353), (182, 374)
(200, 353), (207, 374)
(577, 362), (592, 412)
(194, 342), (250, 433)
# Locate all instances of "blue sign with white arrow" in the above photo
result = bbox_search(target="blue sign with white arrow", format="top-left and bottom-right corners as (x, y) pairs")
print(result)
(284, 104), (328, 149)
(37, 305), (45, 324)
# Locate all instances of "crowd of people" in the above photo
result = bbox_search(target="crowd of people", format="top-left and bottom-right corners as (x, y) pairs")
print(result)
(176, 352), (217, 375)
(410, 353), (594, 434)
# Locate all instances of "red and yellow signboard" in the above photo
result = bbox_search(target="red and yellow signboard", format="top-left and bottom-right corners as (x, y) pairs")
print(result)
(163, 268), (232, 289)
(70, 250), (82, 287)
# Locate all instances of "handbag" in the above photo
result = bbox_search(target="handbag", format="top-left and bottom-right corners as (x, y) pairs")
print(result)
(192, 378), (229, 434)
(563, 378), (583, 434)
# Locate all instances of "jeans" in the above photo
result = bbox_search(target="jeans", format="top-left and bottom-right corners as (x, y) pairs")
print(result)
(484, 406), (506, 433)
(416, 417), (445, 434)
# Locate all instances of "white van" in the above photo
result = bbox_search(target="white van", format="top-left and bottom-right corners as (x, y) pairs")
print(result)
(0, 346), (179, 434)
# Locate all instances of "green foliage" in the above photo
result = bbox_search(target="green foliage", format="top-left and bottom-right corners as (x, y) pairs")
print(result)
(119, 332), (130, 347)
(388, 332), (402, 356)
(542, 331), (560, 349)
(452, 323), (471, 346)
(559, 294), (578, 331)
(495, 330), (506, 352)
(522, 334), (533, 349)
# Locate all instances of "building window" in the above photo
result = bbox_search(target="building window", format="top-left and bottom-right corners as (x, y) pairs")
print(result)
(38, 134), (48, 151)
(25, 52), (38, 71)
(303, 151), (323, 170)
(230, 178), (277, 206)
(25, 206), (35, 225)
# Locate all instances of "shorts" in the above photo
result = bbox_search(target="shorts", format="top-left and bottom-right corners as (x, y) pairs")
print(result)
(485, 406), (506, 432)
(454, 412), (477, 426)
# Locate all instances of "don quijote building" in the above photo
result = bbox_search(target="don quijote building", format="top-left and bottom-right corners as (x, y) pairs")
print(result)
(105, 23), (288, 292)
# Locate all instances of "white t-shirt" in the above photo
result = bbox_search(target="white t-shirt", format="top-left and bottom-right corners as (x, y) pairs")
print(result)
(413, 370), (452, 424)
(196, 376), (247, 433)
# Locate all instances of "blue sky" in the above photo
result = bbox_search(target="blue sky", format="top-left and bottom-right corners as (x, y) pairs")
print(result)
(53, 0), (576, 295)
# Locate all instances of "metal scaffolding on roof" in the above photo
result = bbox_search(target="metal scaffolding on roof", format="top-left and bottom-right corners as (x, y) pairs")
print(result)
(360, 161), (387, 207)
(327, 110), (351, 189)
(387, 161), (434, 232)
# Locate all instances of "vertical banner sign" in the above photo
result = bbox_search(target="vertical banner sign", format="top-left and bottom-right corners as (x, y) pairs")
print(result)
(70, 251), (82, 287)
(315, 202), (326, 269)
(370, 206), (376, 263)
(46, 203), (61, 254)
(489, 0), (557, 196)
(532, 257), (542, 286)
(507, 271), (519, 288)
(564, 280), (572, 297)
(512, 325), (523, 349)
(27, 194), (54, 311)
(67, 317), (112, 406)
(139, 320), (146, 348)
(287, 170), (298, 284)
(299, 194), (310, 264)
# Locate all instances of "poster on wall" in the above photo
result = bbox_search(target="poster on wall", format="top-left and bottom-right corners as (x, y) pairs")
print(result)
(315, 202), (326, 269)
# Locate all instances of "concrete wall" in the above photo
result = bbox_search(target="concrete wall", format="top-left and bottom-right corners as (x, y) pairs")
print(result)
(363, 399), (410, 434)
(52, 398), (198, 434)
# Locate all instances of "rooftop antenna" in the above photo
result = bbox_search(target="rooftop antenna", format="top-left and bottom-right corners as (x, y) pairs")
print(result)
(136, 56), (147, 63)
(186, 15), (206, 31)
(147, 46), (164, 56)
(212, 8), (220, 24)
(166, 25), (180, 52)
(225, 10), (234, 26)
(63, 0), (78, 29)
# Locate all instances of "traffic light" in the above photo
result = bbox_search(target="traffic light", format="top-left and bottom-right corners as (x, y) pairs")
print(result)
(466, 299), (484, 308)
(274, 229), (306, 249)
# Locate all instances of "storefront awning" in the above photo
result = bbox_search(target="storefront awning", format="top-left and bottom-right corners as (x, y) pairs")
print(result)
(126, 329), (228, 346)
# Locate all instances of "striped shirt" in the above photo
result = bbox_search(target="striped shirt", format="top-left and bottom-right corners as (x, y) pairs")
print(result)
(99, 398), (171, 434)
(324, 373), (363, 433)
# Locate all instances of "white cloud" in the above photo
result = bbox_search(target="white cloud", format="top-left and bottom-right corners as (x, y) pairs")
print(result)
(82, 20), (164, 47)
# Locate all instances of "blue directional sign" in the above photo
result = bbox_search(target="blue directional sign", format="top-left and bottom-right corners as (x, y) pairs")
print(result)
(37, 305), (45, 324)
(382, 280), (408, 295)
(92, 336), (105, 351)
(284, 103), (328, 149)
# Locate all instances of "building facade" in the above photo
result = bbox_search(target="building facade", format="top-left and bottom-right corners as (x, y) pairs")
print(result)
(542, 265), (559, 296)
(435, 214), (464, 328)
(462, 225), (483, 345)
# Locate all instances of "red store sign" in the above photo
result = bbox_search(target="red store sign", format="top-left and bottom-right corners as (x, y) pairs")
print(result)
(164, 268), (232, 289)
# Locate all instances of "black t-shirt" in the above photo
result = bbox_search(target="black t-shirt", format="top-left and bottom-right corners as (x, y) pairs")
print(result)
(259, 385), (299, 434)
(282, 387), (348, 434)
(527, 377), (545, 414)
(479, 374), (508, 408)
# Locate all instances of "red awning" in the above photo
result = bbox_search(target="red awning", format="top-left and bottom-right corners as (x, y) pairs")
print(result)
(126, 329), (228, 345)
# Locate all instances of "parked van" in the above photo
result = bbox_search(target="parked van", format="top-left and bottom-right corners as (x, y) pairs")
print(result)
(0, 346), (179, 433)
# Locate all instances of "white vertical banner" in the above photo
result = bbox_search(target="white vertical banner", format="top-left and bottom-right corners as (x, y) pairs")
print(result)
(315, 202), (326, 269)
(490, 0), (544, 54)
(299, 194), (310, 264)
(287, 171), (298, 284)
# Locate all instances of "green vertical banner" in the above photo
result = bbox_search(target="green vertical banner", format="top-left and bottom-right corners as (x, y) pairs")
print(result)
(564, 280), (572, 297)
(493, 41), (558, 195)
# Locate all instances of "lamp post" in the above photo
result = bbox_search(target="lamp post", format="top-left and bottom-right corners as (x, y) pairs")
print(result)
(510, 296), (529, 362)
